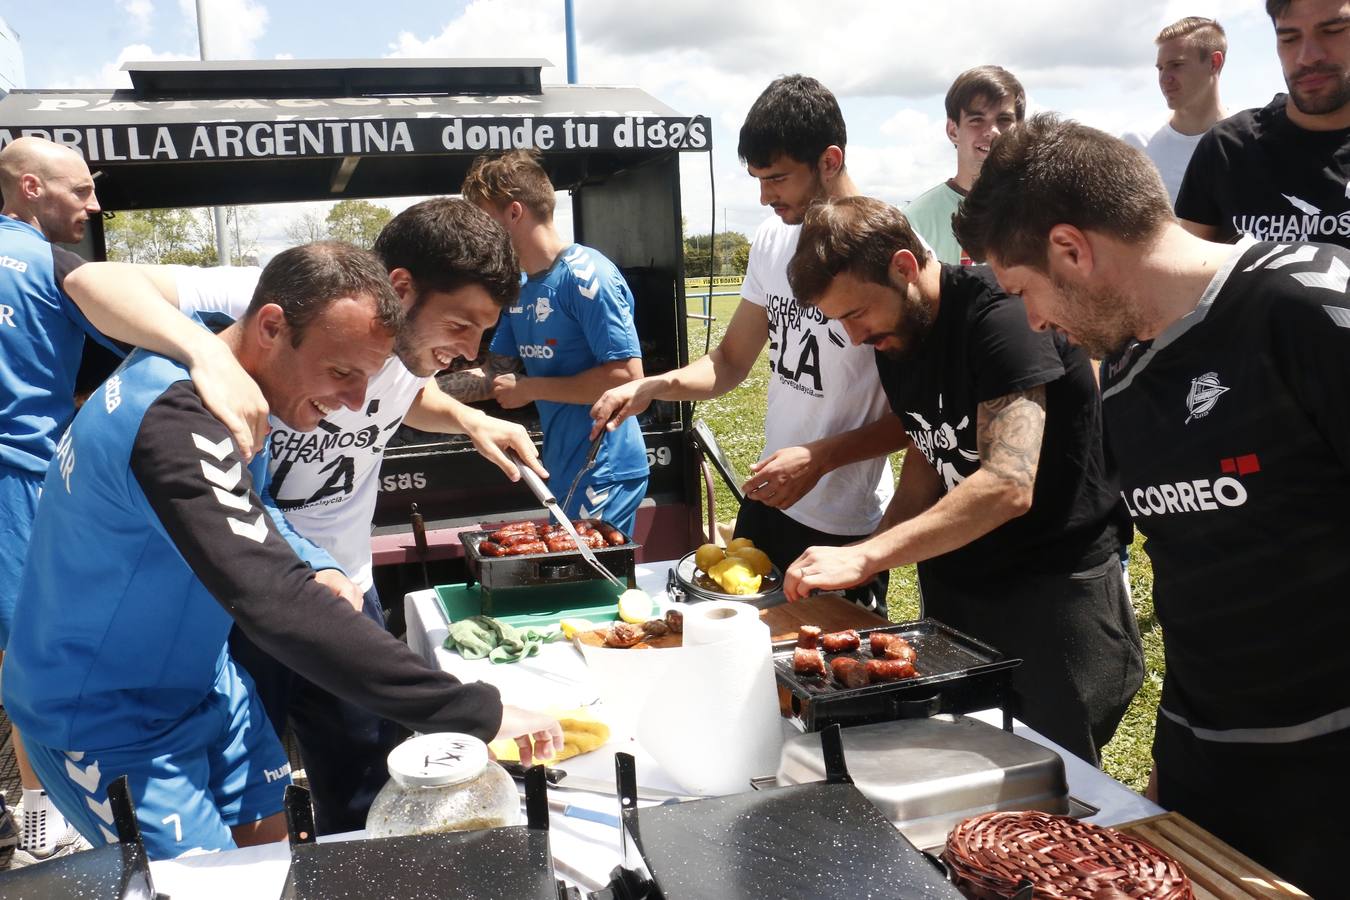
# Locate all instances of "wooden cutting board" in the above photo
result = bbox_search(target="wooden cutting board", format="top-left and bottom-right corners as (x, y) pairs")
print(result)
(1118, 812), (1309, 898)
(760, 592), (889, 641)
(574, 593), (889, 651)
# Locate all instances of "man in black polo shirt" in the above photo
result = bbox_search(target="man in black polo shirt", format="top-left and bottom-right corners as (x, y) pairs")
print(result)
(1176, 0), (1350, 245)
(782, 196), (1142, 766)
(953, 111), (1350, 898)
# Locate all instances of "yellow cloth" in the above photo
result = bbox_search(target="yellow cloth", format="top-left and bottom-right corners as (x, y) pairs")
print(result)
(490, 710), (610, 764)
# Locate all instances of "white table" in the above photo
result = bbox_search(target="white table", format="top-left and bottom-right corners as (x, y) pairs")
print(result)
(144, 561), (1162, 896)
(404, 560), (1164, 890)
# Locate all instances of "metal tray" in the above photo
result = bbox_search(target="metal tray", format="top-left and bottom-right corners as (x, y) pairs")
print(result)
(774, 618), (1021, 732)
(669, 550), (785, 607)
(459, 520), (640, 592)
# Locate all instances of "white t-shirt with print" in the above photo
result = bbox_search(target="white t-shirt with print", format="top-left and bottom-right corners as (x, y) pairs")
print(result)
(741, 216), (895, 535)
(175, 266), (428, 592)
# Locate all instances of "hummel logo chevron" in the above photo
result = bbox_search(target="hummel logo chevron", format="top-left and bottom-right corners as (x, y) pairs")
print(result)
(192, 433), (232, 461)
(200, 460), (242, 491)
(1265, 244), (1318, 270)
(86, 796), (114, 826)
(578, 279), (600, 300)
(572, 262), (596, 282)
(1293, 256), (1350, 293)
(65, 756), (101, 793)
(212, 486), (251, 511)
(228, 513), (269, 543)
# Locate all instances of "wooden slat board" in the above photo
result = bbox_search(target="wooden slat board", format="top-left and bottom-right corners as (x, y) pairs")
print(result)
(1118, 813), (1309, 898)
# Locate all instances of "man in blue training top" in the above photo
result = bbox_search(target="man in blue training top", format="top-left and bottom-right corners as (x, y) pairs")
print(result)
(453, 150), (649, 536)
(3, 241), (561, 860)
(0, 136), (267, 867)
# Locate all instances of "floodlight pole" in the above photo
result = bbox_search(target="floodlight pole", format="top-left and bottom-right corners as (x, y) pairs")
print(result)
(564, 0), (578, 84)
(195, 0), (232, 265)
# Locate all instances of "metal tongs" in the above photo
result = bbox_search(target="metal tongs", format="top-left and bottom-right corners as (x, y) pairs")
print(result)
(507, 448), (625, 588)
(561, 427), (606, 515)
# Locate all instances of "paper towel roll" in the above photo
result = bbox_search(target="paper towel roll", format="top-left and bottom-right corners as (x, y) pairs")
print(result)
(635, 601), (783, 796)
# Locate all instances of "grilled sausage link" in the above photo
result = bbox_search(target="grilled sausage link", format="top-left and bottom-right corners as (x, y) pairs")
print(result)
(820, 629), (861, 653)
(865, 658), (917, 683)
(793, 647), (827, 677)
(797, 625), (822, 650)
(478, 540), (507, 557)
(881, 636), (916, 664)
(831, 656), (869, 689)
(507, 539), (549, 556)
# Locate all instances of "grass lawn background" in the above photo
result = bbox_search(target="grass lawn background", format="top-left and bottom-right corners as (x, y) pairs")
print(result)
(684, 288), (1162, 790)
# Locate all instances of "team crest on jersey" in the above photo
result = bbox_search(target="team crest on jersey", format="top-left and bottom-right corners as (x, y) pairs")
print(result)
(534, 295), (554, 324)
(1185, 372), (1229, 424)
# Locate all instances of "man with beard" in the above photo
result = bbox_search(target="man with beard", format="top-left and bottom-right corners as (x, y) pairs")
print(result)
(590, 76), (902, 608)
(782, 196), (1142, 766)
(952, 112), (1350, 898)
(1176, 0), (1350, 245)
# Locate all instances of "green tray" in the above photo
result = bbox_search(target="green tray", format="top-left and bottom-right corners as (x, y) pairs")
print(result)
(434, 581), (623, 630)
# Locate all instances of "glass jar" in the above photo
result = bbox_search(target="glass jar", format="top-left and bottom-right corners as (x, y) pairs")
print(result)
(365, 733), (521, 838)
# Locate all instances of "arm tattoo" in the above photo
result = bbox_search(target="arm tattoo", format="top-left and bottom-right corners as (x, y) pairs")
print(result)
(976, 385), (1047, 489)
(437, 353), (524, 403)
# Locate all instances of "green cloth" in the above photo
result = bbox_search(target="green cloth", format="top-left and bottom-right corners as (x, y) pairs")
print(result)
(905, 181), (967, 266)
(444, 615), (565, 664)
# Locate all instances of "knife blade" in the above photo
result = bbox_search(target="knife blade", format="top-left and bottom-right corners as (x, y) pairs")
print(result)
(548, 775), (696, 802)
(507, 448), (624, 588)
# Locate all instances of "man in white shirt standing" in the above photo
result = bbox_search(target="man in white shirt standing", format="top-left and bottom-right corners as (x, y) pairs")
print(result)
(1123, 17), (1228, 204)
(591, 75), (905, 610)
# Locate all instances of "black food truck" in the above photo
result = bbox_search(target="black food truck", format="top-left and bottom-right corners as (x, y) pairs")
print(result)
(0, 58), (721, 603)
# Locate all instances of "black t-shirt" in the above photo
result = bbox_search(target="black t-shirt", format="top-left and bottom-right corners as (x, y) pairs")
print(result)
(1175, 93), (1350, 247)
(1102, 239), (1350, 736)
(875, 265), (1129, 585)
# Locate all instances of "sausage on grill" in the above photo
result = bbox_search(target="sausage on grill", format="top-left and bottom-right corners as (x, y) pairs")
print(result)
(506, 539), (549, 556)
(865, 658), (918, 683)
(820, 630), (861, 653)
(797, 625), (822, 650)
(793, 647), (827, 677)
(478, 540), (507, 557)
(831, 656), (869, 689)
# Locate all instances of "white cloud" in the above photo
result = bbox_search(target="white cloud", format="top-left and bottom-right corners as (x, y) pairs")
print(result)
(46, 44), (197, 90)
(179, 0), (269, 59)
(117, 0), (155, 34)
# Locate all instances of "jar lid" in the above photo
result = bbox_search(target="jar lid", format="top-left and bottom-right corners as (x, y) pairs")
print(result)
(386, 733), (489, 789)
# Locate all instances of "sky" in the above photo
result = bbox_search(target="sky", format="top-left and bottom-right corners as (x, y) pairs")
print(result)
(2, 0), (1288, 256)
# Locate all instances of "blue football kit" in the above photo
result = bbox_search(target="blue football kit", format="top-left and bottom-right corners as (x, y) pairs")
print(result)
(0, 216), (120, 646)
(3, 347), (502, 858)
(489, 244), (648, 534)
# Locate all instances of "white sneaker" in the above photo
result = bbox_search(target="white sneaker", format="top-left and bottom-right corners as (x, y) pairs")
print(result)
(10, 804), (88, 869)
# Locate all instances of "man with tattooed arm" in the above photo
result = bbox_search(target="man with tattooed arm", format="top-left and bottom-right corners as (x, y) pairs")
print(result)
(782, 196), (1143, 766)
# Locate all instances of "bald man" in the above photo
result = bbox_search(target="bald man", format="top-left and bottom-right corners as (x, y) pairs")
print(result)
(0, 138), (266, 867)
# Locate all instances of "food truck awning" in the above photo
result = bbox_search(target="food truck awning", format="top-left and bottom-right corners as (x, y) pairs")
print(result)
(0, 59), (712, 209)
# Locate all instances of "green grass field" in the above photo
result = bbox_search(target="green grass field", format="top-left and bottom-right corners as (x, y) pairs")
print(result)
(685, 290), (1162, 790)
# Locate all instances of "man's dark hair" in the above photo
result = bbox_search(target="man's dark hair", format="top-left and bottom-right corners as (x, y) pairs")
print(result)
(788, 196), (929, 306)
(247, 241), (404, 347)
(1266, 0), (1292, 19)
(944, 66), (1026, 124)
(373, 197), (520, 308)
(951, 113), (1172, 271)
(738, 74), (847, 169)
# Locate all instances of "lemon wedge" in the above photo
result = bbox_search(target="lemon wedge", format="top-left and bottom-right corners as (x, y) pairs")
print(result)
(617, 588), (653, 624)
(559, 618), (594, 640)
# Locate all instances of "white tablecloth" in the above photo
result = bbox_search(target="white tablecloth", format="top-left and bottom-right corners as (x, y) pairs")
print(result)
(404, 560), (1164, 890)
(144, 560), (1162, 896)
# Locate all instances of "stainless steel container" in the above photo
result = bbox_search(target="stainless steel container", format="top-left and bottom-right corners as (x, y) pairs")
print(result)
(670, 551), (785, 608)
(775, 714), (1069, 850)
